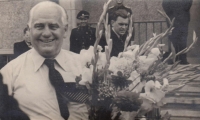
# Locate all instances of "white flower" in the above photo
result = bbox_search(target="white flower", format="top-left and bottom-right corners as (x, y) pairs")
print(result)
(119, 111), (138, 120)
(162, 78), (169, 90)
(131, 80), (146, 93)
(155, 80), (162, 89)
(140, 80), (165, 103)
(137, 56), (155, 73)
(77, 45), (107, 85)
(79, 45), (107, 69)
(97, 52), (107, 69)
(139, 98), (154, 114)
(109, 57), (132, 75)
(147, 48), (160, 59)
(139, 80), (165, 114)
(128, 71), (141, 91)
(97, 45), (103, 52)
(127, 45), (139, 51)
(128, 71), (140, 81)
(79, 66), (93, 85)
(118, 45), (139, 61)
(80, 46), (94, 67)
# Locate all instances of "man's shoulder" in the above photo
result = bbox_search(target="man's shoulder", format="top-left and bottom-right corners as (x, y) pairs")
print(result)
(72, 27), (79, 31)
(108, 6), (115, 12)
(14, 40), (26, 46)
(11, 50), (29, 61)
(72, 27), (77, 30)
(89, 26), (96, 31)
(1, 51), (28, 72)
(60, 49), (80, 62)
(61, 49), (79, 56)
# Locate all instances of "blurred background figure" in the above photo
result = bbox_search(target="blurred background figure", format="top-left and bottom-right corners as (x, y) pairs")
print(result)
(11, 27), (32, 60)
(100, 9), (131, 57)
(107, 0), (134, 44)
(99, 0), (134, 57)
(70, 10), (96, 54)
(162, 0), (193, 64)
(107, 0), (135, 42)
(107, 0), (132, 25)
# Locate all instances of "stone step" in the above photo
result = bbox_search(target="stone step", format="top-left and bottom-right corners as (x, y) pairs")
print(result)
(161, 109), (200, 118)
(163, 96), (200, 104)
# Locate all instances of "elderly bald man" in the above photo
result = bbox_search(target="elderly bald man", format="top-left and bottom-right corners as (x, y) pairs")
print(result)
(1, 1), (89, 120)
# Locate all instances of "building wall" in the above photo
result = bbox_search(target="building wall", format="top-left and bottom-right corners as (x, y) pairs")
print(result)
(82, 0), (165, 23)
(0, 0), (75, 52)
(0, 0), (37, 51)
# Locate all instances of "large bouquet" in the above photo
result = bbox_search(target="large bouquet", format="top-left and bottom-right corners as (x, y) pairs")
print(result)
(72, 0), (198, 120)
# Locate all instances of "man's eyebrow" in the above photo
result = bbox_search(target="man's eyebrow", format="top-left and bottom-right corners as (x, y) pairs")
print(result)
(119, 23), (128, 25)
(34, 22), (43, 25)
(49, 23), (59, 25)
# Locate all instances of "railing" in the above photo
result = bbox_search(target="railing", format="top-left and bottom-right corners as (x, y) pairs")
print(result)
(0, 49), (13, 69)
(134, 20), (167, 45)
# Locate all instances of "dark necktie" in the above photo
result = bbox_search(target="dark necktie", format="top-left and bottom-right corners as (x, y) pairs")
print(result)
(44, 59), (69, 120)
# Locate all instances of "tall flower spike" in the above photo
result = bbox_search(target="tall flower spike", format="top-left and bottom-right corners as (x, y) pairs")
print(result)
(92, 0), (113, 83)
(183, 31), (198, 53)
(123, 15), (133, 52)
(139, 34), (159, 56)
(104, 13), (111, 46)
(158, 10), (173, 28)
(173, 31), (198, 62)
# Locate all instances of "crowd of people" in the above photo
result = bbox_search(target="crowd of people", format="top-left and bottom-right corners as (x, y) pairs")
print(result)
(0, 0), (192, 120)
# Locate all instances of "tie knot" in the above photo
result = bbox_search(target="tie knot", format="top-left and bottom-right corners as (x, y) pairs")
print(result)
(44, 59), (55, 68)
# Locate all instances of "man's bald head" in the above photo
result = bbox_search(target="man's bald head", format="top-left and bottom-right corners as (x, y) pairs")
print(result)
(28, 1), (68, 27)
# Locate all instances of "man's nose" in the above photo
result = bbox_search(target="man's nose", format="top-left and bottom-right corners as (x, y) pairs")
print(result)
(121, 25), (127, 29)
(42, 27), (51, 37)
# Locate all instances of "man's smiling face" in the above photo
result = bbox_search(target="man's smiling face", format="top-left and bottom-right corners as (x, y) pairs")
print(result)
(29, 5), (67, 58)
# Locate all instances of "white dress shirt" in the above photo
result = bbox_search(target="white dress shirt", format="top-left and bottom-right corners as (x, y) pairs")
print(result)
(1, 48), (88, 120)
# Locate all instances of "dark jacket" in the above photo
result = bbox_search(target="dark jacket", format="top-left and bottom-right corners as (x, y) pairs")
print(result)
(99, 29), (131, 57)
(162, 0), (192, 25)
(0, 73), (30, 120)
(70, 25), (96, 54)
(12, 41), (31, 60)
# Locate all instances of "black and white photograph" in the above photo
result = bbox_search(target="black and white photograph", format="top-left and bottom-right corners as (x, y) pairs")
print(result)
(0, 0), (200, 120)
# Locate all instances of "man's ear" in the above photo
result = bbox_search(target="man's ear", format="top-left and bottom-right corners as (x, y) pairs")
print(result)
(111, 20), (115, 27)
(27, 25), (30, 31)
(63, 24), (68, 39)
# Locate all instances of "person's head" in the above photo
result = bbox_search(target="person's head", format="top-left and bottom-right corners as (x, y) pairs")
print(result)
(115, 0), (124, 4)
(27, 1), (68, 58)
(77, 10), (89, 26)
(23, 27), (31, 45)
(111, 9), (129, 36)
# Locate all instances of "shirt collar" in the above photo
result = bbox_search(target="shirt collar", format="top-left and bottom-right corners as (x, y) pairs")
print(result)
(54, 49), (68, 72)
(112, 28), (121, 39)
(31, 48), (68, 72)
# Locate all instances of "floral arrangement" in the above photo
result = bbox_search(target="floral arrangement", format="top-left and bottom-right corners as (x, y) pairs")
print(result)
(73, 0), (199, 120)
